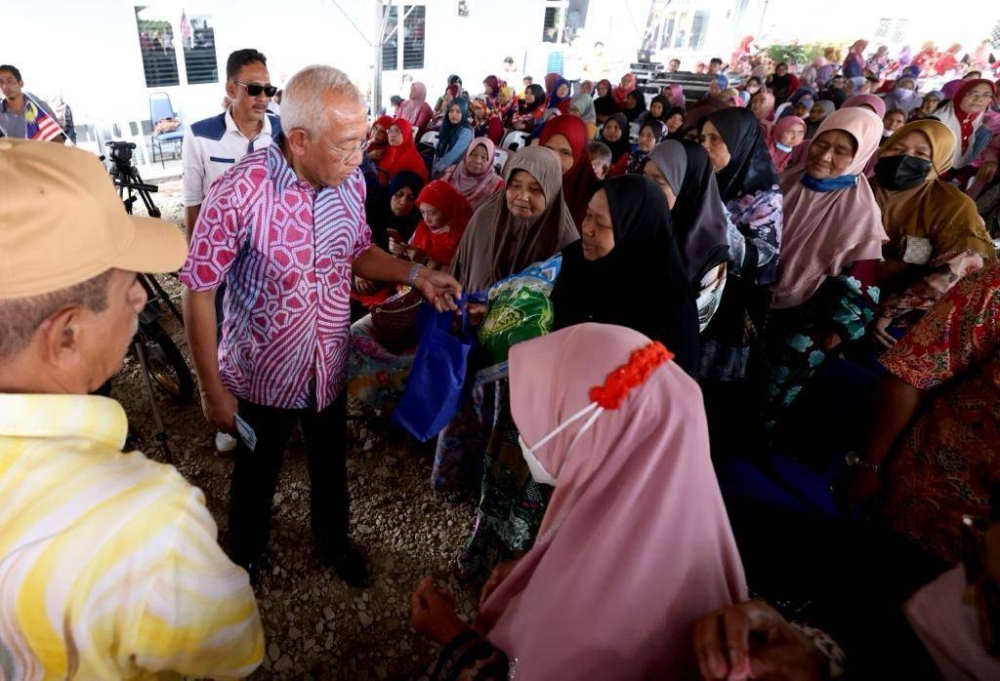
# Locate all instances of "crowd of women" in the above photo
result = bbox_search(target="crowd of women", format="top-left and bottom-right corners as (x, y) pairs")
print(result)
(341, 44), (1000, 679)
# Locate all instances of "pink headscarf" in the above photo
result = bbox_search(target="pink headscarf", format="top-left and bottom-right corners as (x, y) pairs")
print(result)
(752, 91), (776, 122)
(843, 93), (887, 119)
(772, 108), (888, 309)
(767, 115), (806, 171)
(479, 324), (747, 680)
(398, 81), (428, 124)
(445, 138), (504, 210)
(665, 83), (686, 108)
(906, 566), (1000, 680)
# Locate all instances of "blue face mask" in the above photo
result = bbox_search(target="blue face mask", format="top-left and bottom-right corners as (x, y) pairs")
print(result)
(800, 173), (858, 192)
(775, 142), (793, 153)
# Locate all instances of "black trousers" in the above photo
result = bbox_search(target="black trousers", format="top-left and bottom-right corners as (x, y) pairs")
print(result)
(228, 392), (349, 567)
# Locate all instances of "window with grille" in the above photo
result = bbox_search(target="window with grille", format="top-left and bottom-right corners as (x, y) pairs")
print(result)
(135, 6), (180, 87)
(688, 10), (708, 51)
(381, 4), (426, 72)
(181, 12), (218, 85)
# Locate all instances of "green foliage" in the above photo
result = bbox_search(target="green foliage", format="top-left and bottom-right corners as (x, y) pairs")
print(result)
(765, 43), (845, 66)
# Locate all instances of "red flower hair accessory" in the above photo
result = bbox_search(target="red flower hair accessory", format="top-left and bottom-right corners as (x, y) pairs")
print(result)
(588, 342), (674, 410)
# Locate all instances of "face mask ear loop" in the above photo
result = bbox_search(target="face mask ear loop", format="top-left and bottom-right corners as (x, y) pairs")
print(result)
(529, 402), (599, 454)
(567, 406), (605, 453)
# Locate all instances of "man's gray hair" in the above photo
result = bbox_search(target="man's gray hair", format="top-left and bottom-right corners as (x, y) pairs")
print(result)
(280, 65), (364, 136)
(0, 270), (112, 363)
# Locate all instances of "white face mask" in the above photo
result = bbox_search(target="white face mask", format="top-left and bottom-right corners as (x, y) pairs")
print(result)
(518, 435), (558, 486)
(775, 141), (793, 153)
(517, 402), (605, 487)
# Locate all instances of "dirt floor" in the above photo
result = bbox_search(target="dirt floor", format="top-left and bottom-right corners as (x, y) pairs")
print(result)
(119, 180), (480, 680)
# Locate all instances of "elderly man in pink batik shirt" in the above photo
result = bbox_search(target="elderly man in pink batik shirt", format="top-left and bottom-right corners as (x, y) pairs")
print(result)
(181, 65), (462, 588)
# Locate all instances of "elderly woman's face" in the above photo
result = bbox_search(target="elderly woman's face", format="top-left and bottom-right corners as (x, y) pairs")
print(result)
(699, 120), (731, 171)
(466, 143), (491, 175)
(880, 131), (933, 165)
(387, 125), (404, 146)
(962, 84), (995, 114)
(806, 130), (856, 179)
(580, 189), (616, 261)
(643, 160), (677, 209)
(390, 186), (416, 216)
(543, 133), (575, 174)
(505, 170), (547, 219)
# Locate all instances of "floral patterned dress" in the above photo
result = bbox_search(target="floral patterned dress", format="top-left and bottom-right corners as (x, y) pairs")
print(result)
(878, 265), (1000, 563)
(763, 260), (879, 432)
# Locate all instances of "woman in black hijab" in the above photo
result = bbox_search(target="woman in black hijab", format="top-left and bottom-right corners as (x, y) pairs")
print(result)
(599, 113), (633, 174)
(622, 90), (648, 123)
(699, 107), (782, 284)
(696, 108), (783, 456)
(593, 79), (617, 124)
(644, 140), (732, 330)
(550, 175), (700, 373)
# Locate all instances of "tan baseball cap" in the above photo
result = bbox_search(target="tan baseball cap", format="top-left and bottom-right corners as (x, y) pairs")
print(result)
(0, 139), (187, 299)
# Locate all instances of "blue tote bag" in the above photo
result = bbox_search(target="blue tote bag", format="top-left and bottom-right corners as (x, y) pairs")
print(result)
(392, 301), (475, 442)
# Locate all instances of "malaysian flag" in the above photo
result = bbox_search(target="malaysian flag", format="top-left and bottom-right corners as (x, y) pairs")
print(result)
(24, 93), (64, 142)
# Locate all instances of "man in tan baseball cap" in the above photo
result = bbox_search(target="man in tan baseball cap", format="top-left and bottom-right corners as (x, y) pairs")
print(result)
(0, 139), (264, 679)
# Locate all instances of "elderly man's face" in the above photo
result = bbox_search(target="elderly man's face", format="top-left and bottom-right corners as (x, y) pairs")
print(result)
(292, 90), (369, 189)
(69, 270), (147, 392)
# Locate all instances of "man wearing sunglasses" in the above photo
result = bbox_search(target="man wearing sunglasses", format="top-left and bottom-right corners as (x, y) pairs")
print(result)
(182, 48), (281, 453)
(182, 48), (280, 242)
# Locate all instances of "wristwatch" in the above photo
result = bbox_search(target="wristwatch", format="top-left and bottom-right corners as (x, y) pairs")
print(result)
(845, 451), (881, 474)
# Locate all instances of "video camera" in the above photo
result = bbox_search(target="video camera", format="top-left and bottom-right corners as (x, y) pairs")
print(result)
(106, 139), (137, 165)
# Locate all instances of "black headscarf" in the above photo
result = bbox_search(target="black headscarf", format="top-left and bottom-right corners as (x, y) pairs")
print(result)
(550, 175), (700, 373)
(645, 140), (731, 283)
(623, 90), (647, 123)
(647, 95), (670, 121)
(664, 106), (687, 139)
(600, 113), (632, 162)
(593, 79), (616, 119)
(701, 107), (779, 203)
(382, 171), (425, 240)
(519, 84), (547, 115)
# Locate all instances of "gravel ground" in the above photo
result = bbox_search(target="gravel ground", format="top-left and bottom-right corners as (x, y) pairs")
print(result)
(119, 180), (480, 679)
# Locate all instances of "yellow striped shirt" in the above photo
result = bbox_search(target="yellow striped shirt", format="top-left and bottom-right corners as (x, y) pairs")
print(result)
(0, 393), (263, 680)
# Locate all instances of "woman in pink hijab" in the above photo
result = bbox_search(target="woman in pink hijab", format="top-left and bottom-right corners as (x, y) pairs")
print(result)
(411, 323), (747, 680)
(766, 115), (806, 171)
(441, 138), (504, 210)
(763, 107), (887, 428)
(397, 81), (434, 138)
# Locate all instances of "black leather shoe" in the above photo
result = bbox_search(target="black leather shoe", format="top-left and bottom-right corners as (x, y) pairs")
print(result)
(327, 543), (369, 588)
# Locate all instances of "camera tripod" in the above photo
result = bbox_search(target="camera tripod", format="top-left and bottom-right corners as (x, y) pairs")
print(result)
(106, 141), (194, 462)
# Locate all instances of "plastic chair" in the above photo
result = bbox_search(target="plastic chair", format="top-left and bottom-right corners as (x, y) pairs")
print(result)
(493, 149), (509, 174)
(418, 130), (439, 152)
(501, 130), (530, 152)
(149, 93), (184, 168)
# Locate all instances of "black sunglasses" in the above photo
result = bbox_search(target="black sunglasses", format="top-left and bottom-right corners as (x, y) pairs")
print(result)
(234, 81), (278, 97)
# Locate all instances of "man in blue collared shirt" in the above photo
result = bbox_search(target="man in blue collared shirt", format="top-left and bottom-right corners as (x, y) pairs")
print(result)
(181, 49), (281, 240)
(181, 48), (280, 453)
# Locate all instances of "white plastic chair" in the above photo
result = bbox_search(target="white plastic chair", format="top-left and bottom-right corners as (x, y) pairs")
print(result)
(501, 130), (530, 152)
(493, 149), (509, 174)
(419, 130), (439, 149)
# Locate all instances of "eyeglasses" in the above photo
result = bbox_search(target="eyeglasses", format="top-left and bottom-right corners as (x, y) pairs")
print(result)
(326, 139), (372, 163)
(965, 91), (995, 101)
(233, 81), (278, 97)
